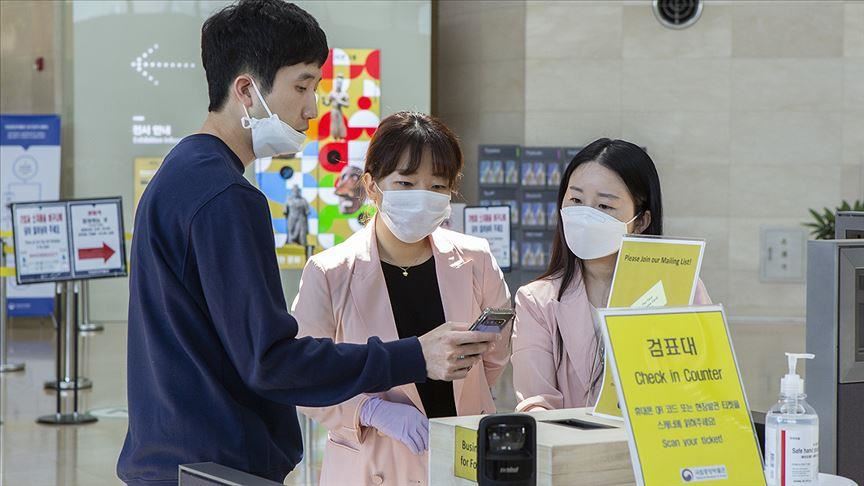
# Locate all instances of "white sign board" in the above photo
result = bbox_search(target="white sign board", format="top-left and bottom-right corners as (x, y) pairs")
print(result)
(12, 197), (127, 284)
(69, 200), (125, 278)
(464, 205), (511, 270)
(12, 202), (72, 282)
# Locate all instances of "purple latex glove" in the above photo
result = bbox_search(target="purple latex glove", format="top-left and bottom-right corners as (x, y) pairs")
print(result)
(360, 397), (429, 455)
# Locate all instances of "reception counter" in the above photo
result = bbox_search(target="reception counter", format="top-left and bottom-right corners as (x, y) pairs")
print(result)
(430, 407), (635, 485)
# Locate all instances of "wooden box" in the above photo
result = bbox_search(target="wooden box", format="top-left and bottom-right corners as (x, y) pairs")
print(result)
(429, 408), (635, 485)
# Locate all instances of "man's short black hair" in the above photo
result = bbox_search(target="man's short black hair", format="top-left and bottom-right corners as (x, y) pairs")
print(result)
(201, 0), (329, 112)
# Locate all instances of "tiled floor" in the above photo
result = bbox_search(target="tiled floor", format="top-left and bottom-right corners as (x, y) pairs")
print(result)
(1, 317), (804, 485)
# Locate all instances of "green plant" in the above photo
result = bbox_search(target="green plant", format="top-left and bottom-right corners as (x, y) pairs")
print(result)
(804, 200), (864, 240)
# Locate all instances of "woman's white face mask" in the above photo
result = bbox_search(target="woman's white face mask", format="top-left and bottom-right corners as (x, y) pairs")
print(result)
(560, 205), (639, 260)
(374, 184), (452, 244)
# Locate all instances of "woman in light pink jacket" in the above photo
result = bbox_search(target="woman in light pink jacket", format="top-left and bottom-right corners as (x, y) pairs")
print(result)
(292, 112), (511, 486)
(512, 138), (710, 412)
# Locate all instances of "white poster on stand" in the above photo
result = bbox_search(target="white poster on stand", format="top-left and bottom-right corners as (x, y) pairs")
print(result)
(12, 202), (72, 282)
(464, 205), (511, 270)
(1, 115), (62, 316)
(11, 198), (127, 284)
(69, 200), (125, 278)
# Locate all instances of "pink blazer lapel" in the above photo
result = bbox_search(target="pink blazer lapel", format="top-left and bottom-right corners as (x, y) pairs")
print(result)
(552, 277), (600, 392)
(350, 221), (426, 414)
(430, 230), (477, 411)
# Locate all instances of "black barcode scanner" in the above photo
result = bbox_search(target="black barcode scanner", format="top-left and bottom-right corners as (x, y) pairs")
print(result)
(477, 414), (537, 486)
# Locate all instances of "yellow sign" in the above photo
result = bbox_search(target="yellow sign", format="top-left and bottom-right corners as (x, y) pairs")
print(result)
(0, 237), (15, 276)
(608, 236), (705, 308)
(275, 244), (306, 270)
(133, 157), (164, 215)
(454, 425), (478, 482)
(592, 367), (622, 418)
(600, 306), (765, 486)
(593, 236), (706, 419)
(1, 238), (14, 276)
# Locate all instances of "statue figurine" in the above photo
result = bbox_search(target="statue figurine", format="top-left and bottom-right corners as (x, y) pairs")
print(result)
(322, 73), (350, 141)
(284, 185), (310, 246)
(334, 158), (366, 215)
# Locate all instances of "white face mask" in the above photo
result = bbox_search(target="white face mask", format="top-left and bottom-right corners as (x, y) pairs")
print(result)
(560, 205), (639, 260)
(241, 78), (307, 158)
(375, 184), (452, 244)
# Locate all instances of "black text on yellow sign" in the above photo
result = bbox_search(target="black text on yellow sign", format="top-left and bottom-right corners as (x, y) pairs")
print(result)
(600, 306), (765, 486)
(454, 426), (478, 482)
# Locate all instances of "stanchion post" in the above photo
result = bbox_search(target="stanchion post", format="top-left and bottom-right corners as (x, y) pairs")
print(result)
(302, 413), (315, 483)
(0, 237), (25, 373)
(37, 281), (97, 425)
(78, 280), (103, 333)
(39, 283), (64, 423)
(55, 283), (63, 414)
(44, 280), (92, 390)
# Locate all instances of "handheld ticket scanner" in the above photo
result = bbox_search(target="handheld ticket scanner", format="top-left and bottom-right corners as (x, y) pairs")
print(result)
(477, 414), (536, 486)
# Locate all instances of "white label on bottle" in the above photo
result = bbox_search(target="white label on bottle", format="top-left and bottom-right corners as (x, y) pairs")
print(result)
(765, 423), (819, 485)
(766, 424), (778, 484)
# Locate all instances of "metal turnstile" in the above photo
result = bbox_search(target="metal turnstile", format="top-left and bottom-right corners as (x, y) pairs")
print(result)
(806, 239), (864, 484)
(835, 211), (864, 239)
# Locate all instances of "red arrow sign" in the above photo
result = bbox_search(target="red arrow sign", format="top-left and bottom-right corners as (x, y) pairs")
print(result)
(78, 243), (116, 262)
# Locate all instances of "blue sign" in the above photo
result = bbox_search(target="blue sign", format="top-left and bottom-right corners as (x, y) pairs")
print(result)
(0, 114), (61, 149)
(1, 114), (62, 316)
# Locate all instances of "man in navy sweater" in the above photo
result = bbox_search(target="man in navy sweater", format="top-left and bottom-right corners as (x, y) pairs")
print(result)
(117, 1), (495, 484)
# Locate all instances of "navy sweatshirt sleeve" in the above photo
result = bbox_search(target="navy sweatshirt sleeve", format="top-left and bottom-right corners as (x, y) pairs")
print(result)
(186, 184), (426, 406)
(118, 135), (427, 485)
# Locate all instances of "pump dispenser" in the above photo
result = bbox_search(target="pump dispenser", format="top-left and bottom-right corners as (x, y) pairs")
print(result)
(765, 353), (819, 486)
(781, 353), (811, 398)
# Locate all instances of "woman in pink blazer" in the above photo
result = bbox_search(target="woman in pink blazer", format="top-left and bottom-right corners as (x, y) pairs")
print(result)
(292, 112), (511, 486)
(512, 138), (710, 412)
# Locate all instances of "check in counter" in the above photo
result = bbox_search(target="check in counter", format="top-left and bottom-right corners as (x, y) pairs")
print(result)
(430, 408), (635, 485)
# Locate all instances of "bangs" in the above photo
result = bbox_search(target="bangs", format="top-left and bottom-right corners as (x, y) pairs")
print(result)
(395, 130), (462, 187)
(366, 112), (464, 188)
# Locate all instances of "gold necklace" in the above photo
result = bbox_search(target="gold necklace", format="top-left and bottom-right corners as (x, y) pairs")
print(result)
(388, 252), (428, 277)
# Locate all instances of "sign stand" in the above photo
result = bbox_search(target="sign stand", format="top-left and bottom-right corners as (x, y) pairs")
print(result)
(11, 197), (126, 424)
(78, 280), (103, 333)
(37, 282), (97, 425)
(43, 281), (92, 390)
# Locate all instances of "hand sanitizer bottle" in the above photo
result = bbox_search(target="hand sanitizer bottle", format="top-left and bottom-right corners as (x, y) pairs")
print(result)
(764, 353), (819, 486)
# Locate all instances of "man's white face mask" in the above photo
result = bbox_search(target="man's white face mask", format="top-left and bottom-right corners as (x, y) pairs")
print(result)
(240, 78), (306, 158)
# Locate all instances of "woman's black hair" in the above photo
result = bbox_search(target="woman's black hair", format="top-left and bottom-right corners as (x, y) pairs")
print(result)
(538, 138), (663, 298)
(536, 138), (663, 398)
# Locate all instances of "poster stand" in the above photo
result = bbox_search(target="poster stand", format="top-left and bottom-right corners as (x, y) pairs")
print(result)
(37, 282), (98, 425)
(43, 281), (93, 391)
(11, 197), (126, 425)
(78, 280), (104, 333)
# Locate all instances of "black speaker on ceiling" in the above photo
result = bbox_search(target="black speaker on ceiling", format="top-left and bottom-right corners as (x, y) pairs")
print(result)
(653, 0), (703, 30)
